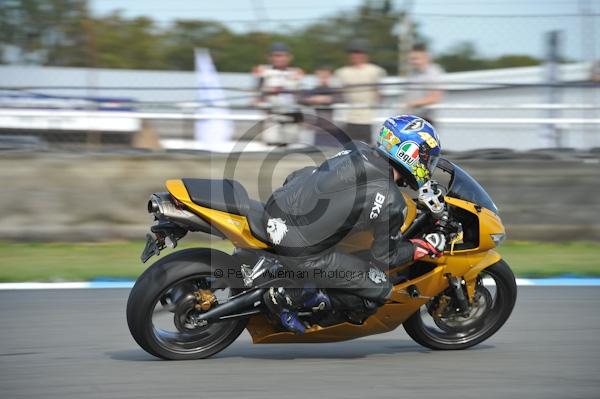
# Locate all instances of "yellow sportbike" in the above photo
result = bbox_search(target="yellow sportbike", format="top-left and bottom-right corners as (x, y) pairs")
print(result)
(126, 158), (517, 360)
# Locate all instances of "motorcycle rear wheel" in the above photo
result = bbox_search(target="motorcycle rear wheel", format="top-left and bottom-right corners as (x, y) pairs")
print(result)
(403, 260), (517, 350)
(126, 248), (248, 360)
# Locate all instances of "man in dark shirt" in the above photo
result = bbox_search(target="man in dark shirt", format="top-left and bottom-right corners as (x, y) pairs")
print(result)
(299, 66), (343, 146)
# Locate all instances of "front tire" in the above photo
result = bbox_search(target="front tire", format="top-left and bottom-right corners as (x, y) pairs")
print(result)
(126, 248), (248, 360)
(403, 260), (517, 350)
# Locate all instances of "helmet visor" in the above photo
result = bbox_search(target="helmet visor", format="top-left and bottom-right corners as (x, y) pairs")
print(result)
(427, 153), (440, 173)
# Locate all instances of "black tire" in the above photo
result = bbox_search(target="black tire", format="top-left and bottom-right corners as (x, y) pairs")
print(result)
(403, 259), (517, 350)
(126, 248), (248, 360)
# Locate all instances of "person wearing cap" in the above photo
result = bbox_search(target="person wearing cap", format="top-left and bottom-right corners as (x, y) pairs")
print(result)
(334, 39), (387, 144)
(253, 42), (305, 145)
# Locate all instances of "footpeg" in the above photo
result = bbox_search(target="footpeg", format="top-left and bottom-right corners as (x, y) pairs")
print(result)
(241, 256), (282, 287)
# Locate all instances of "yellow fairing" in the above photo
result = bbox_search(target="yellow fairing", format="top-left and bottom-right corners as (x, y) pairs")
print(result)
(443, 197), (505, 253)
(245, 195), (505, 344)
(246, 266), (447, 343)
(246, 248), (502, 344)
(400, 192), (418, 232)
(165, 180), (269, 249)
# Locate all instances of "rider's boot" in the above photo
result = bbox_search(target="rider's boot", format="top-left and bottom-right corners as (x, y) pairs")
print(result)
(264, 287), (332, 334)
(303, 289), (332, 311)
(279, 310), (306, 334)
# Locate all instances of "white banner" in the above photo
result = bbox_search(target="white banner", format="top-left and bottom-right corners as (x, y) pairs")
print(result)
(194, 49), (234, 146)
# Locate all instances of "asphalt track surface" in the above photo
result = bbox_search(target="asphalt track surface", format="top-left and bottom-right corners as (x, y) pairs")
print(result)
(1, 287), (599, 399)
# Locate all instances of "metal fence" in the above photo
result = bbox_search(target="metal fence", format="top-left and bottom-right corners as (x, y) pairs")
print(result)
(1, 62), (599, 151)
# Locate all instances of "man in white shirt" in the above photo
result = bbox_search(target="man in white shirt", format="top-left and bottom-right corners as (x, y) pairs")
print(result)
(404, 44), (445, 126)
(335, 39), (387, 144)
(253, 42), (304, 109)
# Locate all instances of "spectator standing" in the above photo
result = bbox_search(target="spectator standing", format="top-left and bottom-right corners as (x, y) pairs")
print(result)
(299, 66), (344, 146)
(253, 42), (304, 145)
(404, 44), (445, 126)
(335, 39), (386, 144)
(591, 60), (600, 82)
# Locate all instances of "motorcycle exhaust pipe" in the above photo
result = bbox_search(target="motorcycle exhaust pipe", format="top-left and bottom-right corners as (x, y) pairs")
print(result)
(148, 192), (224, 237)
(196, 288), (265, 322)
(148, 192), (206, 230)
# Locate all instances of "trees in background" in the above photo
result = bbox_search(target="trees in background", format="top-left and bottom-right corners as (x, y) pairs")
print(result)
(0, 0), (541, 73)
(0, 0), (90, 65)
(437, 42), (540, 73)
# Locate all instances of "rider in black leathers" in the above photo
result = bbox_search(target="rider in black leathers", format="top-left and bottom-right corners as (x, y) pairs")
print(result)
(262, 115), (445, 333)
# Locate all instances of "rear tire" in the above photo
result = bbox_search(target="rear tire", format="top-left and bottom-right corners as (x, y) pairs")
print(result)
(403, 260), (517, 350)
(126, 248), (248, 360)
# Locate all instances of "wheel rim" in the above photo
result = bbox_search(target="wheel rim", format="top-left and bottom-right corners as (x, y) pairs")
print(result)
(148, 274), (239, 355)
(417, 269), (508, 345)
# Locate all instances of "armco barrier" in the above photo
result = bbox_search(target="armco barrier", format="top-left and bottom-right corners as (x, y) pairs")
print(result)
(0, 150), (598, 241)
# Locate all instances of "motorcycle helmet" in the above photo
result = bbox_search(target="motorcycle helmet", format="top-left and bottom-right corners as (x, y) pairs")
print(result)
(375, 115), (441, 189)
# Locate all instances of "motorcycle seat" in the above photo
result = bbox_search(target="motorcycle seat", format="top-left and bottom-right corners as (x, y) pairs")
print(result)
(181, 178), (271, 244)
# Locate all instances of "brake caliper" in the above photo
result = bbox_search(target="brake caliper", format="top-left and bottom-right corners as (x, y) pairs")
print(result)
(431, 294), (452, 318)
(194, 289), (217, 311)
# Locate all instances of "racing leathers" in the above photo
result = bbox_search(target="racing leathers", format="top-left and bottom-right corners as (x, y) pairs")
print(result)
(263, 141), (424, 314)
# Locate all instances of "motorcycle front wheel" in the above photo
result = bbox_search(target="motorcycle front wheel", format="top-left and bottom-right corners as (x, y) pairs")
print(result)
(403, 259), (517, 350)
(126, 248), (248, 360)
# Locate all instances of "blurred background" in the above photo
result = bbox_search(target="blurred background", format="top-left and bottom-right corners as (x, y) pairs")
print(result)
(0, 0), (599, 281)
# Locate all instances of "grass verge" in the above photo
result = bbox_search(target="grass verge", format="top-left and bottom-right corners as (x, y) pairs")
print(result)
(0, 240), (598, 282)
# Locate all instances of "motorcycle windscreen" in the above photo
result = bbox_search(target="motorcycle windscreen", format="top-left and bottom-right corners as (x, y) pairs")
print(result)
(439, 159), (499, 215)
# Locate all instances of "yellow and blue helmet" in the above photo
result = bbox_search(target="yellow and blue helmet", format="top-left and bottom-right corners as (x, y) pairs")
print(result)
(376, 115), (441, 189)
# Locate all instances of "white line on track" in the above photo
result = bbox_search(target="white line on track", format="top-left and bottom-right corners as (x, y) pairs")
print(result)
(1, 278), (600, 290)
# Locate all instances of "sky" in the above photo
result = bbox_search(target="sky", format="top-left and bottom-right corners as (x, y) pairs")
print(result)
(91, 0), (600, 62)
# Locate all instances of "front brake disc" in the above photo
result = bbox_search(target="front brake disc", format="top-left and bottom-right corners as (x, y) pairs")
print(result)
(432, 286), (493, 333)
